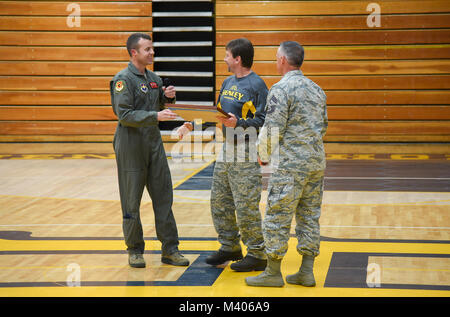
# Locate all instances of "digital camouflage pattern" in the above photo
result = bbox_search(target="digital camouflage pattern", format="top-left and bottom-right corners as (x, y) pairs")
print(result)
(210, 141), (265, 260)
(257, 70), (327, 171)
(210, 70), (268, 261)
(258, 70), (327, 259)
(264, 169), (324, 259)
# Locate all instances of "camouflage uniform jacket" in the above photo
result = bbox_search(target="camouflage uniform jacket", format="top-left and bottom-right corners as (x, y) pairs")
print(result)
(257, 70), (328, 171)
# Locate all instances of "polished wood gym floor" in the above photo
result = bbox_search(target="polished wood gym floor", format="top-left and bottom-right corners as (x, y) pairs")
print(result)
(0, 143), (448, 297)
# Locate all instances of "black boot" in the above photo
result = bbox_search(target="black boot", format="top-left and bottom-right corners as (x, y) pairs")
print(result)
(205, 250), (243, 265)
(230, 255), (267, 272)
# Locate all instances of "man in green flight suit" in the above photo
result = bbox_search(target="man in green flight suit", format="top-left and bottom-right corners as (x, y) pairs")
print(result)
(110, 33), (189, 268)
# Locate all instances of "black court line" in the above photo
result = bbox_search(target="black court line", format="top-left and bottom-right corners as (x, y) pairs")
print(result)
(174, 160), (450, 192)
(0, 250), (223, 288)
(0, 230), (218, 241)
(1, 248), (448, 290)
(324, 252), (450, 291)
(0, 231), (449, 244)
(174, 162), (215, 190)
(1, 232), (448, 290)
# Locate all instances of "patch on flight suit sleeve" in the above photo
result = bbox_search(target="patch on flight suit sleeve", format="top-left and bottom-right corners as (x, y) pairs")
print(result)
(115, 80), (125, 93)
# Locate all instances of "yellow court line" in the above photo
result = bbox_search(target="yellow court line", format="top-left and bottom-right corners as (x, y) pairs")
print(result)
(173, 194), (210, 202)
(1, 153), (448, 160)
(0, 239), (219, 253)
(172, 158), (215, 189)
(1, 284), (447, 298)
(0, 239), (448, 297)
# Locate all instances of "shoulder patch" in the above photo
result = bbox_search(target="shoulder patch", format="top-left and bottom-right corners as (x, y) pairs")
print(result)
(266, 94), (279, 115)
(115, 80), (125, 92)
(270, 95), (278, 105)
(140, 83), (148, 93)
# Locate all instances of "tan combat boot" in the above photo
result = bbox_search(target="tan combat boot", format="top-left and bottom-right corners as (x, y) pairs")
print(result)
(245, 257), (284, 287)
(286, 255), (316, 287)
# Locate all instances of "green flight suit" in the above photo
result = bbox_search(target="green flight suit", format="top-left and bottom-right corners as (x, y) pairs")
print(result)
(110, 62), (179, 256)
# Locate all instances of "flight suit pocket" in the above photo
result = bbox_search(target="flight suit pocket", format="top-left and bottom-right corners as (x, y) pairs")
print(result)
(114, 128), (146, 172)
(135, 87), (148, 108)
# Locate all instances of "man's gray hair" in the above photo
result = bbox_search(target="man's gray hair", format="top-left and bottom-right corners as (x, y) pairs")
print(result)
(279, 41), (304, 68)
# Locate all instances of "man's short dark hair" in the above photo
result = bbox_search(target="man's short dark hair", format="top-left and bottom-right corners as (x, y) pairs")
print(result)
(126, 33), (152, 57)
(280, 41), (304, 68)
(226, 38), (254, 68)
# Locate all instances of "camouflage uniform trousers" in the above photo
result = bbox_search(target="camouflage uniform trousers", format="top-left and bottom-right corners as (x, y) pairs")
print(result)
(263, 169), (324, 260)
(210, 142), (265, 260)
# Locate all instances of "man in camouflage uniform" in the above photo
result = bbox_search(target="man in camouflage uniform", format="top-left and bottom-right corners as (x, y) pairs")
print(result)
(205, 38), (268, 271)
(246, 41), (328, 287)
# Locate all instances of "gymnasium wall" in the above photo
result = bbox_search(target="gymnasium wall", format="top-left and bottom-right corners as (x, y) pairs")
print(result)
(0, 0), (449, 143)
(0, 0), (148, 142)
(216, 0), (450, 142)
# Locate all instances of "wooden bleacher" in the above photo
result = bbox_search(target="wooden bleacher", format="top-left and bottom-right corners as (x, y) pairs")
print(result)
(216, 0), (450, 143)
(0, 0), (449, 146)
(0, 0), (142, 142)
